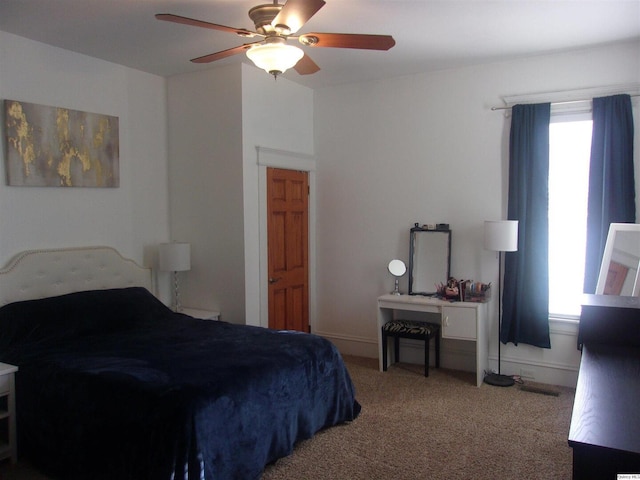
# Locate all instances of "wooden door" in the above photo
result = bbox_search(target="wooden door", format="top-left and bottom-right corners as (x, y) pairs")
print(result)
(267, 167), (309, 332)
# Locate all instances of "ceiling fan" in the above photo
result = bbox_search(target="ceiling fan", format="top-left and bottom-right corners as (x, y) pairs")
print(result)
(156, 0), (395, 78)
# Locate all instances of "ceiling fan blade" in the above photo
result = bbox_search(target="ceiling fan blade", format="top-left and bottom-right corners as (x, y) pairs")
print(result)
(272, 0), (326, 34)
(294, 53), (320, 75)
(299, 32), (395, 50)
(191, 42), (260, 64)
(156, 13), (256, 37)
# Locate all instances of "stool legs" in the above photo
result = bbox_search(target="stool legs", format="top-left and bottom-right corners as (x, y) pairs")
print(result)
(424, 338), (430, 377)
(394, 337), (400, 363)
(382, 331), (388, 371)
(423, 332), (441, 376)
(381, 328), (440, 377)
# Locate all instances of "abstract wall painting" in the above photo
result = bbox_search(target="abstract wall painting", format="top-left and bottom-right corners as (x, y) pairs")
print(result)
(4, 100), (119, 187)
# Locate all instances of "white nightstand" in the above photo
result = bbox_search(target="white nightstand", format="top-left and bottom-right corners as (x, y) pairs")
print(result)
(0, 362), (18, 464)
(181, 307), (220, 321)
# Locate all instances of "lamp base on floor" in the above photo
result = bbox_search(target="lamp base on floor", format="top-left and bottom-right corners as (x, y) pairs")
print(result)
(484, 373), (515, 387)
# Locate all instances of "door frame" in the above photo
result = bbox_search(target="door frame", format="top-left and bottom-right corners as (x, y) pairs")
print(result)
(257, 146), (316, 330)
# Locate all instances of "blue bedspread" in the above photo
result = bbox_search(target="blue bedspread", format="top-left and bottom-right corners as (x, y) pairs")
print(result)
(0, 287), (361, 479)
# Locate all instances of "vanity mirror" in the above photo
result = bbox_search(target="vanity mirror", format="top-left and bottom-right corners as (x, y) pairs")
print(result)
(388, 259), (407, 295)
(408, 224), (451, 296)
(596, 223), (640, 296)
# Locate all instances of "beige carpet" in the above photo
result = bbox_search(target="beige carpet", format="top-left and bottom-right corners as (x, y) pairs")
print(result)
(263, 356), (575, 480)
(0, 356), (575, 480)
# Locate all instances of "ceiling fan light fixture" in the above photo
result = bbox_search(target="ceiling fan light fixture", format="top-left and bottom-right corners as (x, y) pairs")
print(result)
(246, 42), (304, 77)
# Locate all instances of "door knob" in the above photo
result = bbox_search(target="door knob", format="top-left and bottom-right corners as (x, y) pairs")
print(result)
(269, 277), (282, 284)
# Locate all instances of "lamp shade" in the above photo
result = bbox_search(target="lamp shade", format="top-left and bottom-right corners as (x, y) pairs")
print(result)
(484, 220), (519, 252)
(246, 43), (304, 75)
(158, 242), (191, 272)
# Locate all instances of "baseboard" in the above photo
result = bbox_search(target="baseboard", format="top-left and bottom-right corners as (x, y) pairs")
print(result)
(497, 355), (579, 388)
(316, 331), (477, 373)
(317, 330), (579, 388)
(315, 330), (379, 358)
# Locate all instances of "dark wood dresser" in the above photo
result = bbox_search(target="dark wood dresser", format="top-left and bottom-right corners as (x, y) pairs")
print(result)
(568, 294), (640, 479)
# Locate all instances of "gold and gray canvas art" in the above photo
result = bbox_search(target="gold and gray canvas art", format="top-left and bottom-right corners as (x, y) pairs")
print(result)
(4, 100), (119, 187)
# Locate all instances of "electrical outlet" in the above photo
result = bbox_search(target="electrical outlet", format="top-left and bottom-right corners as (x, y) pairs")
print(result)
(520, 368), (535, 380)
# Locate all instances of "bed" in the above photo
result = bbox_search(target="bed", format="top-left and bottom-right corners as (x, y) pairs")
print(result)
(0, 246), (360, 480)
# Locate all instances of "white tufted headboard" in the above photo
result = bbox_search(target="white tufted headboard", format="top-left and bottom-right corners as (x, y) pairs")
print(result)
(0, 246), (153, 307)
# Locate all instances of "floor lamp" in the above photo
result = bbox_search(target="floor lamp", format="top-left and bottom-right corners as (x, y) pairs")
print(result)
(158, 242), (191, 312)
(483, 220), (518, 387)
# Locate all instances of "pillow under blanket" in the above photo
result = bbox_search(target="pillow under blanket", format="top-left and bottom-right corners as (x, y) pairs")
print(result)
(0, 287), (168, 353)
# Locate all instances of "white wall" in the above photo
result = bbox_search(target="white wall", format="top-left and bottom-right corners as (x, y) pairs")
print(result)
(0, 32), (170, 294)
(314, 40), (640, 387)
(167, 64), (246, 322)
(165, 63), (314, 325)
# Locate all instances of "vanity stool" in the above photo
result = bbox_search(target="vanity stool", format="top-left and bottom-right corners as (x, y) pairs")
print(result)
(381, 320), (440, 377)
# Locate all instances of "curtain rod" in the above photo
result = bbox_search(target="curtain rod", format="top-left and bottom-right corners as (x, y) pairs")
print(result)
(491, 94), (639, 111)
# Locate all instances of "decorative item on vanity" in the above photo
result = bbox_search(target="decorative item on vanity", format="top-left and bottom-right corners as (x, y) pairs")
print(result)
(436, 277), (461, 300)
(158, 242), (191, 312)
(483, 220), (518, 387)
(460, 280), (492, 303)
(387, 259), (407, 295)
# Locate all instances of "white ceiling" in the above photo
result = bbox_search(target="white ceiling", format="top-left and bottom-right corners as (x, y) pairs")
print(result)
(1, 0), (639, 90)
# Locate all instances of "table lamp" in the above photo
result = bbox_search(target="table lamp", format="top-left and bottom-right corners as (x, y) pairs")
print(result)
(159, 242), (191, 312)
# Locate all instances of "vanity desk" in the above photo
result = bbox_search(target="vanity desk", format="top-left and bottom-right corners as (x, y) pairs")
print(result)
(377, 294), (489, 387)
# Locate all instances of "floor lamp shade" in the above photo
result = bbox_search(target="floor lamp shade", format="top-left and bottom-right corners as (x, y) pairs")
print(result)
(484, 220), (519, 253)
(158, 243), (191, 272)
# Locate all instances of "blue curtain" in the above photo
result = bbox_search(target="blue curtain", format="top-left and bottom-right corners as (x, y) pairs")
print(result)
(501, 103), (551, 348)
(583, 94), (636, 293)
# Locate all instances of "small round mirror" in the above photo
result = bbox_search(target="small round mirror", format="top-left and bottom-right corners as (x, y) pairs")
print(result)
(389, 259), (407, 277)
(388, 259), (406, 295)
(388, 259), (406, 277)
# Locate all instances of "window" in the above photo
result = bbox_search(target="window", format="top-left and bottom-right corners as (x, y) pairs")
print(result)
(548, 117), (592, 317)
